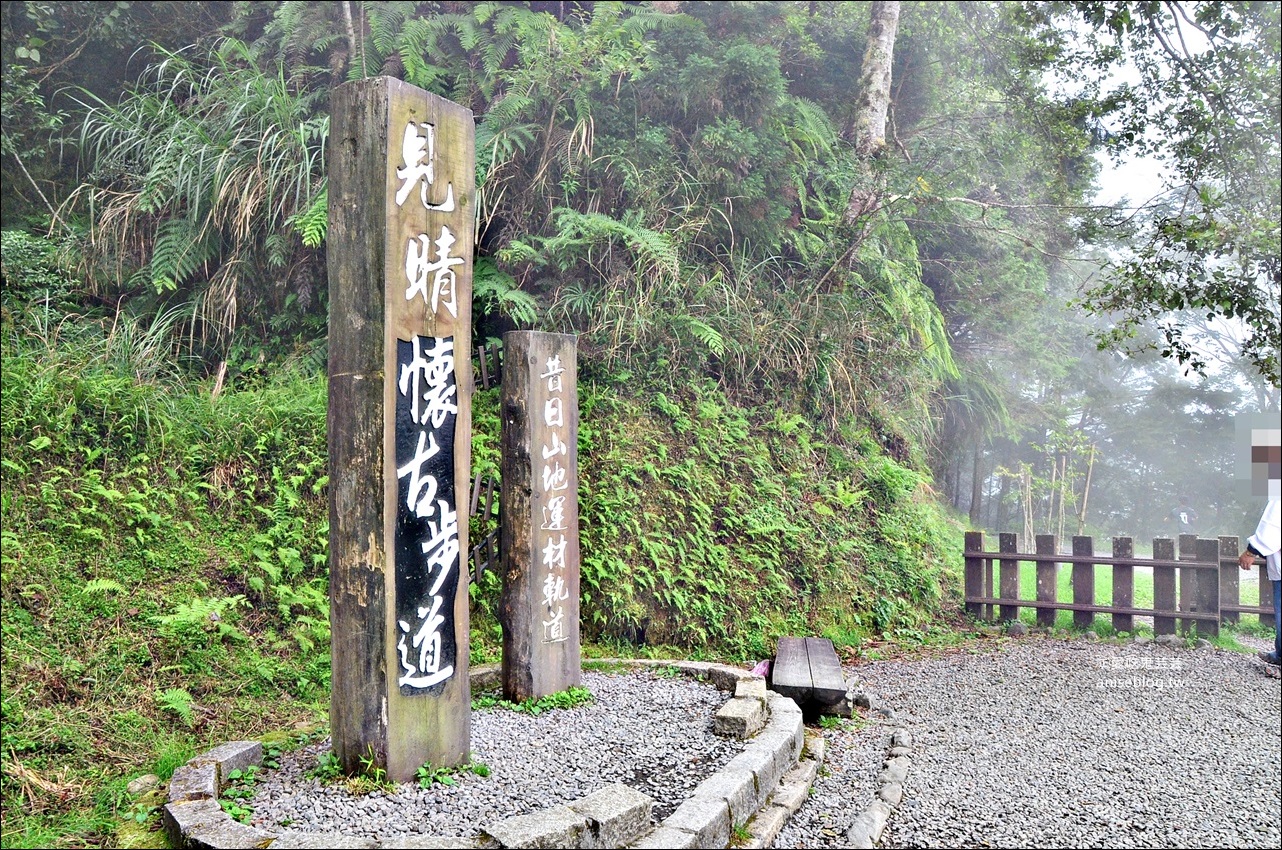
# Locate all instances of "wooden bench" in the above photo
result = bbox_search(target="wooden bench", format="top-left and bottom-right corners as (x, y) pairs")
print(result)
(769, 636), (849, 715)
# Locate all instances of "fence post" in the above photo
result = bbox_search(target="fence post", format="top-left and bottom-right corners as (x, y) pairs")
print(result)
(964, 531), (984, 620)
(999, 532), (1019, 623)
(1218, 535), (1240, 626)
(1112, 537), (1134, 634)
(1035, 534), (1058, 629)
(1072, 536), (1095, 630)
(1152, 538), (1176, 636)
(1178, 533), (1198, 634)
(1196, 537), (1220, 637)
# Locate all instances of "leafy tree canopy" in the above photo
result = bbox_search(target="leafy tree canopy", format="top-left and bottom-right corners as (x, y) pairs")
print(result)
(1023, 0), (1281, 387)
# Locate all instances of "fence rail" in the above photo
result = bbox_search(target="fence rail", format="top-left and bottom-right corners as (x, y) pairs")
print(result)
(963, 532), (1277, 637)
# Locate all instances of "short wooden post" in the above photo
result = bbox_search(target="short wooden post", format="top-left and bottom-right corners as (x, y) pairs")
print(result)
(499, 331), (582, 702)
(998, 532), (1019, 622)
(1072, 535), (1094, 630)
(1196, 537), (1220, 637)
(1218, 535), (1240, 625)
(1035, 534), (1058, 629)
(1178, 533), (1198, 634)
(1152, 538), (1176, 636)
(983, 544), (995, 622)
(327, 77), (475, 780)
(964, 531), (984, 620)
(1112, 537), (1134, 634)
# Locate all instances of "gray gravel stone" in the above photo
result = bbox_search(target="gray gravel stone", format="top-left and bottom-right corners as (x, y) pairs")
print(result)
(772, 636), (1282, 849)
(246, 671), (741, 841)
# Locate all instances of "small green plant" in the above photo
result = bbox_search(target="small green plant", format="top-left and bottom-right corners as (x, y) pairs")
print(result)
(415, 757), (491, 789)
(261, 743), (283, 770)
(309, 750), (343, 783)
(818, 715), (844, 730)
(341, 749), (399, 794)
(471, 686), (593, 715)
(219, 766), (259, 822)
(730, 822), (753, 846)
(127, 800), (157, 825)
(652, 665), (682, 679)
(155, 688), (196, 727)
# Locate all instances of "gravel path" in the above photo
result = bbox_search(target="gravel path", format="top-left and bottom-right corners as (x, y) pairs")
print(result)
(776, 635), (1281, 849)
(247, 669), (742, 840)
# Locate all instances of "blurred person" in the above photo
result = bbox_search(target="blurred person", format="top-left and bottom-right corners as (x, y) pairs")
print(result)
(1169, 495), (1199, 536)
(1238, 430), (1281, 666)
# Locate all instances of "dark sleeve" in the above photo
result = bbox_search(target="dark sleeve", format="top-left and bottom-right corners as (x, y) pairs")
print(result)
(1246, 541), (1264, 558)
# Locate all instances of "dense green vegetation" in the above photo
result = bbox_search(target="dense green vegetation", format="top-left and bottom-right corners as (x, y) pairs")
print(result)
(2, 1), (1277, 847)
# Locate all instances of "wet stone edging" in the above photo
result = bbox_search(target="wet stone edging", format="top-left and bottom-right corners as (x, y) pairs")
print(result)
(160, 660), (818, 849)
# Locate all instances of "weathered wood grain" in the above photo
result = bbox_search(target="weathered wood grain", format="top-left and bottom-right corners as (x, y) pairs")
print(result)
(328, 76), (474, 781)
(771, 637), (812, 703)
(804, 637), (847, 705)
(499, 331), (581, 702)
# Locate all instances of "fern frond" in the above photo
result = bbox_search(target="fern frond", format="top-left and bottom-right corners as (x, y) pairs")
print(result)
(83, 578), (125, 596)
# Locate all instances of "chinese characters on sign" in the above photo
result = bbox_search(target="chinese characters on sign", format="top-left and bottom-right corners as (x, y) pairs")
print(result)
(329, 76), (475, 779)
(397, 121), (463, 318)
(389, 115), (470, 696)
(538, 355), (571, 643)
(394, 336), (459, 692)
(498, 331), (579, 701)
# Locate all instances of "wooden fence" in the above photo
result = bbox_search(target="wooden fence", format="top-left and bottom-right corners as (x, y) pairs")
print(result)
(964, 532), (1277, 637)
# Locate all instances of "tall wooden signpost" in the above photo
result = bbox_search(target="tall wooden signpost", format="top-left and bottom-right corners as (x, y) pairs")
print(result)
(500, 331), (582, 702)
(328, 77), (474, 781)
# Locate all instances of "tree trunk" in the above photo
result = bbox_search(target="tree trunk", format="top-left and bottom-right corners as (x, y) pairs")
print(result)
(843, 0), (901, 228)
(969, 445), (984, 527)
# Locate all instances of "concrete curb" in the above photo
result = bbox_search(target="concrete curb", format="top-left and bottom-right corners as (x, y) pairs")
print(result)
(160, 659), (811, 849)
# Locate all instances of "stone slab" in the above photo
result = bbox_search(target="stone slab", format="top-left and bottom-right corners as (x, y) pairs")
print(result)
(569, 783), (653, 849)
(187, 819), (274, 850)
(627, 826), (697, 849)
(663, 796), (730, 849)
(192, 741), (263, 782)
(482, 805), (589, 849)
(162, 798), (225, 848)
(723, 747), (781, 796)
(770, 780), (809, 813)
(470, 664), (502, 691)
(744, 804), (791, 848)
(707, 664), (750, 691)
(753, 727), (802, 773)
(713, 696), (766, 739)
(271, 835), (378, 849)
(733, 677), (767, 700)
(879, 782), (904, 807)
(169, 763), (219, 802)
(803, 734), (826, 764)
(781, 759), (818, 788)
(879, 755), (910, 785)
(693, 768), (760, 825)
(845, 799), (892, 849)
(378, 837), (483, 849)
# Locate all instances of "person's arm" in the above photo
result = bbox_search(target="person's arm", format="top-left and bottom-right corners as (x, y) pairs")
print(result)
(1239, 540), (1264, 570)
